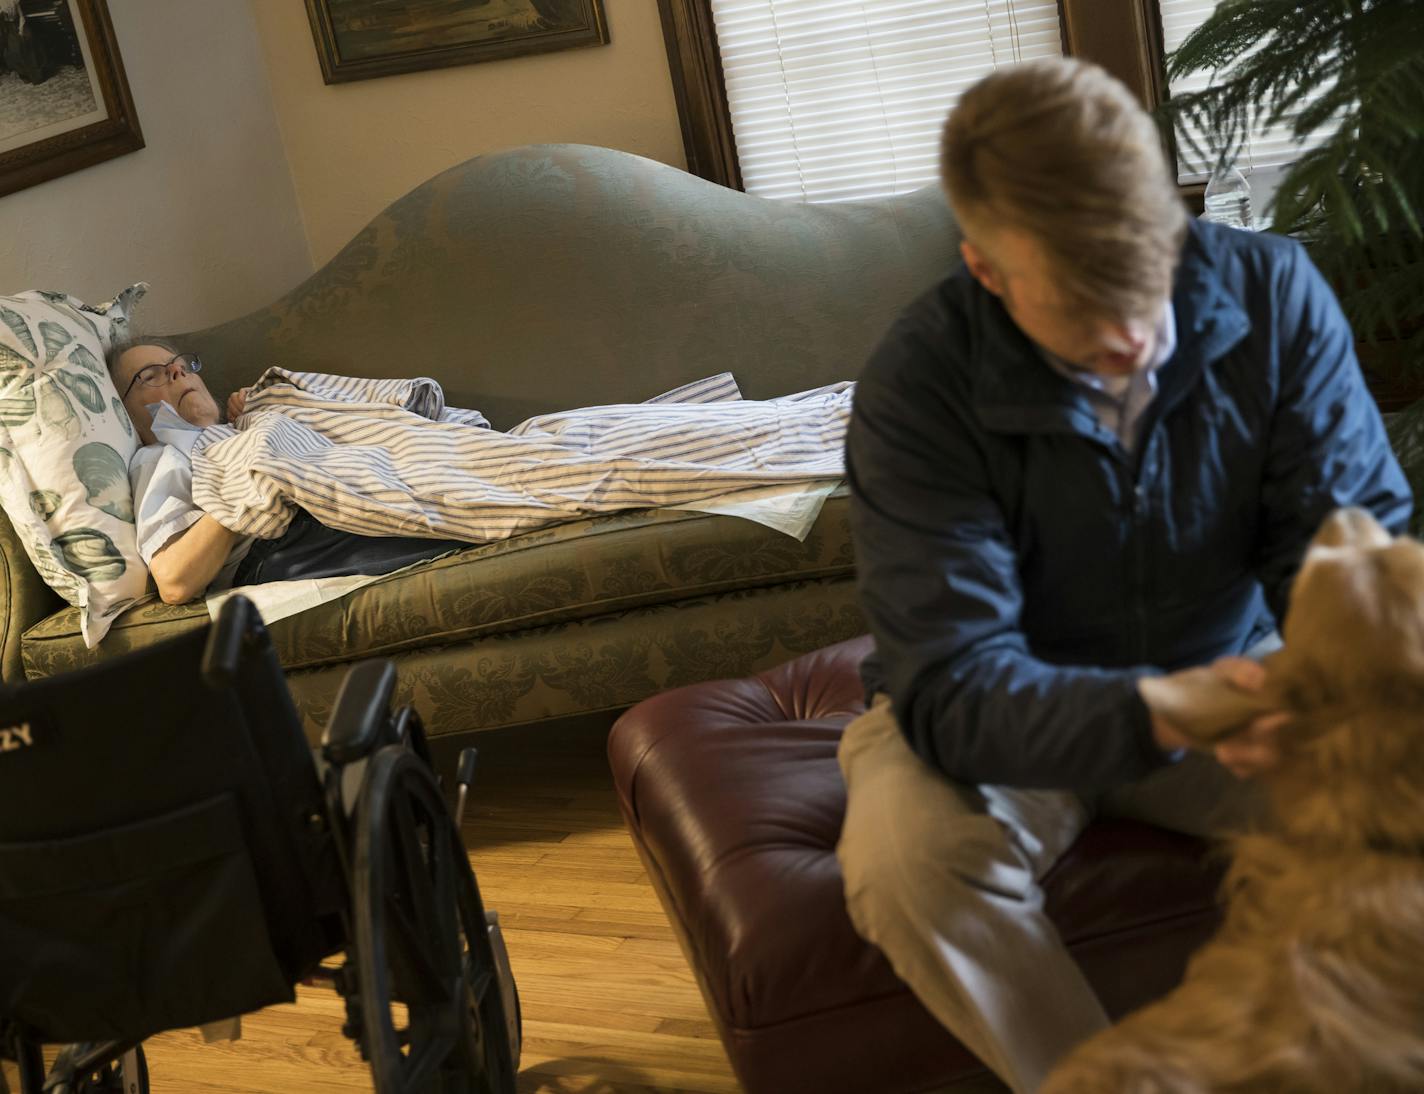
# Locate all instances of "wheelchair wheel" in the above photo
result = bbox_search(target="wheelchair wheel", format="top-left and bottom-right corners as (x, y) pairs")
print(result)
(77, 1046), (148, 1094)
(44, 1044), (148, 1094)
(354, 747), (517, 1094)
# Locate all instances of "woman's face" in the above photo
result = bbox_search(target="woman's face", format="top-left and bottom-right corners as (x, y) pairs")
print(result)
(114, 344), (221, 446)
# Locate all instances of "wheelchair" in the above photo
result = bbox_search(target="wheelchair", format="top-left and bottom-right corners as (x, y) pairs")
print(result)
(0, 596), (520, 1094)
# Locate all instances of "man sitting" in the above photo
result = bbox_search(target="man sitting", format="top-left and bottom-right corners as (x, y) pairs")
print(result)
(836, 57), (1411, 1092)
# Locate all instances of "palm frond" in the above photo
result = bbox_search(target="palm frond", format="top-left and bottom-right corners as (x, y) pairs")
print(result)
(1164, 0), (1424, 477)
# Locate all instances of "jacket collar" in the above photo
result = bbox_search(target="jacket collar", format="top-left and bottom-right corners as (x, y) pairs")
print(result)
(970, 220), (1252, 437)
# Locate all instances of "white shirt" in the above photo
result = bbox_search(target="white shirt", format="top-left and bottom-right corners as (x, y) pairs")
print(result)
(1038, 303), (1177, 455)
(129, 404), (254, 592)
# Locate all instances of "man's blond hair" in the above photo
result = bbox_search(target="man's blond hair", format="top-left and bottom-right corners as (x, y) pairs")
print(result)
(941, 58), (1187, 320)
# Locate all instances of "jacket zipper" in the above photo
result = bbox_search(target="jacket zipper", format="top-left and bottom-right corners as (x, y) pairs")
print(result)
(1125, 435), (1155, 664)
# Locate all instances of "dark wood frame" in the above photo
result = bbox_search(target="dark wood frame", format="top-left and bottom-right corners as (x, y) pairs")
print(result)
(656, 0), (740, 191)
(656, 0), (1203, 207)
(0, 0), (143, 199)
(304, 0), (610, 85)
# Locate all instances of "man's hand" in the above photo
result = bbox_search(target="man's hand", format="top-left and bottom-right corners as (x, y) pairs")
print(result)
(1147, 655), (1287, 778)
(1213, 711), (1288, 779)
(1205, 656), (1288, 778)
(226, 386), (251, 421)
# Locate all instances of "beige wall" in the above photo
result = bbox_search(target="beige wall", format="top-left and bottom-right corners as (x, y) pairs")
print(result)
(251, 0), (686, 267)
(0, 0), (311, 333)
(1, 1), (687, 332)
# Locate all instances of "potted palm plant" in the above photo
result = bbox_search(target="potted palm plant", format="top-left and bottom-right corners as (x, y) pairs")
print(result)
(1161, 0), (1424, 510)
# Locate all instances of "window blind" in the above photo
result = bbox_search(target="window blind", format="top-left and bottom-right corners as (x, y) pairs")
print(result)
(1162, 0), (1338, 183)
(709, 0), (1063, 203)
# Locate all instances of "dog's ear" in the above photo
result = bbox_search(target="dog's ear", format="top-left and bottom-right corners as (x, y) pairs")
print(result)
(1284, 509), (1394, 670)
(1282, 526), (1424, 705)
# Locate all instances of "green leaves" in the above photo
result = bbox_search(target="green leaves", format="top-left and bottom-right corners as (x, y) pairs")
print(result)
(1163, 0), (1424, 374)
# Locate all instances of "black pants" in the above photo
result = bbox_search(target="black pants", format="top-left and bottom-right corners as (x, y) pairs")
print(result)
(232, 511), (467, 586)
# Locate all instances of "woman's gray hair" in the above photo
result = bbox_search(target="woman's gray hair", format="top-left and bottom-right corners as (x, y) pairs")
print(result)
(105, 335), (183, 377)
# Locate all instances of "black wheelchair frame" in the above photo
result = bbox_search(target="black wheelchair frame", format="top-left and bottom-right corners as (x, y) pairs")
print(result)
(0, 596), (519, 1094)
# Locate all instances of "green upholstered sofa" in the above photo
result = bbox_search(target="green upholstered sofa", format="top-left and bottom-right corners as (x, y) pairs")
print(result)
(2, 144), (959, 743)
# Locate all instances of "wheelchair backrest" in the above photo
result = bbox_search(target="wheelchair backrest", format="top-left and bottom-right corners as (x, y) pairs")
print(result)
(0, 599), (346, 1042)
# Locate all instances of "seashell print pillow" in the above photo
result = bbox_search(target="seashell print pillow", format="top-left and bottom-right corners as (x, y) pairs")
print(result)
(0, 285), (150, 646)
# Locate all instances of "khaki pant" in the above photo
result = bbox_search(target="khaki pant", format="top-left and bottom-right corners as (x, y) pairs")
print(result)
(835, 697), (1262, 1093)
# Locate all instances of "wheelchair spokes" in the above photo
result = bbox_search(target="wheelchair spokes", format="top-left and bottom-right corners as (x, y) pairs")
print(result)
(452, 862), (520, 1092)
(14, 1042), (149, 1094)
(66, 1045), (148, 1094)
(353, 746), (515, 1094)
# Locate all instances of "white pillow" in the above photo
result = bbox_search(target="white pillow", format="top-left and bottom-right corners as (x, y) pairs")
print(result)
(0, 285), (149, 646)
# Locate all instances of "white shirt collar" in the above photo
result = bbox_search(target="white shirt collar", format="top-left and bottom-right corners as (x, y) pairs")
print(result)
(1039, 301), (1176, 400)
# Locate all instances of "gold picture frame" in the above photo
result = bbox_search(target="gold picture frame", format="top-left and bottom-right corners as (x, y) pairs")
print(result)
(304, 0), (611, 85)
(0, 0), (143, 199)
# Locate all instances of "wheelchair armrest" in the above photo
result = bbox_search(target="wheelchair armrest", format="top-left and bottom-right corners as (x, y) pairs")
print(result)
(321, 659), (399, 765)
(201, 594), (267, 687)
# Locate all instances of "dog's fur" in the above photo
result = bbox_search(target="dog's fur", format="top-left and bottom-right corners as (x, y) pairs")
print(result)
(1043, 508), (1424, 1093)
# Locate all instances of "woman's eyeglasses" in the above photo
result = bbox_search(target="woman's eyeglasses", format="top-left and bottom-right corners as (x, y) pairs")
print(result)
(121, 353), (202, 401)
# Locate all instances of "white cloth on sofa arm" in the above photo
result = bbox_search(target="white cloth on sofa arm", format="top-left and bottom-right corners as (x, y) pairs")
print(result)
(669, 478), (841, 540)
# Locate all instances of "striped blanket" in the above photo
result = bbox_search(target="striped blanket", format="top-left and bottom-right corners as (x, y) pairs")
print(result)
(189, 369), (851, 544)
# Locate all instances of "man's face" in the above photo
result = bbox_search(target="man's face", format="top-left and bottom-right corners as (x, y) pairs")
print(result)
(114, 344), (221, 446)
(960, 227), (1166, 377)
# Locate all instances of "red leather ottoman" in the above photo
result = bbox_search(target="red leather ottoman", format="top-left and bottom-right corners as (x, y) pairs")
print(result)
(608, 636), (1226, 1093)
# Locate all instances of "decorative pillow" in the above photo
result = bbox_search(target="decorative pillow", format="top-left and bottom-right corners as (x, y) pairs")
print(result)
(0, 284), (149, 646)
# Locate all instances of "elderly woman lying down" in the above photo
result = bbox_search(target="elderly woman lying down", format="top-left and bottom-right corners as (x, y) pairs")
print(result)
(108, 339), (851, 605)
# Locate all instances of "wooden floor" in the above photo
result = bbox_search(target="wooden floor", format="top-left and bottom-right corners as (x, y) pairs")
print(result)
(3, 722), (741, 1094)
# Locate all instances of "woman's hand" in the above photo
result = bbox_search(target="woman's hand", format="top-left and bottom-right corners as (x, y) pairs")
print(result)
(226, 386), (251, 421)
(149, 515), (240, 604)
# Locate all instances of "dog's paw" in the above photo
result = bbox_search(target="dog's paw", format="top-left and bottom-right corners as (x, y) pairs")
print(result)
(1309, 507), (1392, 551)
(1139, 663), (1276, 744)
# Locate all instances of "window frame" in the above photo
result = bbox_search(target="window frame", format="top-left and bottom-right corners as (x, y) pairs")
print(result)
(656, 0), (1204, 205)
(656, 0), (743, 190)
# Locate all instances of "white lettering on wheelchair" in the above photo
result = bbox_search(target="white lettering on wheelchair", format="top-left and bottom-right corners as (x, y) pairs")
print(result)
(0, 723), (33, 751)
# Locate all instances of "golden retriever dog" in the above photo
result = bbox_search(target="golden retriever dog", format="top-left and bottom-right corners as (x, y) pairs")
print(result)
(1043, 507), (1424, 1093)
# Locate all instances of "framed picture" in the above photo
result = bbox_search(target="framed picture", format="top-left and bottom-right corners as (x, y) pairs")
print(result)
(0, 0), (142, 199)
(305, 0), (611, 85)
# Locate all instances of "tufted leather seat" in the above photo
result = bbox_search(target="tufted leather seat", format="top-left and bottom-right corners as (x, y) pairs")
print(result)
(608, 635), (1227, 1093)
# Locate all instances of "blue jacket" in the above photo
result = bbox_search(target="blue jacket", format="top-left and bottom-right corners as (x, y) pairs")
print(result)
(847, 220), (1411, 792)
